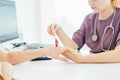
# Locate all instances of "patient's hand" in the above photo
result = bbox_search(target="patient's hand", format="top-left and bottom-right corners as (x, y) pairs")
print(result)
(62, 48), (81, 63)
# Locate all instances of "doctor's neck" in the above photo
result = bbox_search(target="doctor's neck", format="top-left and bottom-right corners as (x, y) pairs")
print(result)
(98, 6), (115, 20)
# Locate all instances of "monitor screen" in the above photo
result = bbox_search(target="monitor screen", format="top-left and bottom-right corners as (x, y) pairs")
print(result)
(0, 0), (19, 43)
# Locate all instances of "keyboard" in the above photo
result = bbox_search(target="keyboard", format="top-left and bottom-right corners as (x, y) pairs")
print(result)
(24, 43), (52, 50)
(24, 43), (53, 61)
(31, 56), (52, 61)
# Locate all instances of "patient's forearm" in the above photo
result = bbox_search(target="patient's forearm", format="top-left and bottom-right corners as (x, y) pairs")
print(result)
(6, 49), (46, 65)
(1, 62), (13, 80)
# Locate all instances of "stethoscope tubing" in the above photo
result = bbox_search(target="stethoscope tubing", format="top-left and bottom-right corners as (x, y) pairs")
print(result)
(93, 9), (116, 51)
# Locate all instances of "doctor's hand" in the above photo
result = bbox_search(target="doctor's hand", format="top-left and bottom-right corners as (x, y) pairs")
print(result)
(47, 23), (61, 36)
(62, 48), (81, 63)
(45, 47), (68, 62)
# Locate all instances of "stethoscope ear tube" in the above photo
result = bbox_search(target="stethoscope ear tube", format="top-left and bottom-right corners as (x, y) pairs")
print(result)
(100, 25), (115, 51)
(92, 9), (116, 51)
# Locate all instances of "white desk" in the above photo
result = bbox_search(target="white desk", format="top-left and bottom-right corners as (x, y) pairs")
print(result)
(13, 60), (120, 80)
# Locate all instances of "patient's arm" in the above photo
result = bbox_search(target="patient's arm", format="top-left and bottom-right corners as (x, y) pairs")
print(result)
(1, 62), (13, 80)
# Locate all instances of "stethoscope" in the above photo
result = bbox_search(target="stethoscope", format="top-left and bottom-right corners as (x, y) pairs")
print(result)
(92, 9), (116, 51)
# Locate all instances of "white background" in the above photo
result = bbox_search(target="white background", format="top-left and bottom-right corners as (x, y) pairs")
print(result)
(15, 0), (92, 49)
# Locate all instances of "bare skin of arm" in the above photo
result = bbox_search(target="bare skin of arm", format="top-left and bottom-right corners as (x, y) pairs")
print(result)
(0, 75), (4, 80)
(62, 45), (120, 63)
(1, 62), (13, 80)
(0, 47), (68, 65)
(48, 24), (78, 50)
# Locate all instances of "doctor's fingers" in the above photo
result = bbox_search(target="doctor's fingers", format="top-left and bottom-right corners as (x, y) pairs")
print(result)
(47, 24), (56, 36)
(48, 24), (59, 36)
(55, 56), (68, 62)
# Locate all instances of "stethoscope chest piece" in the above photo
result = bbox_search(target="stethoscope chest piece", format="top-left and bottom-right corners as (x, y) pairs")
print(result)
(92, 34), (98, 42)
(92, 8), (116, 51)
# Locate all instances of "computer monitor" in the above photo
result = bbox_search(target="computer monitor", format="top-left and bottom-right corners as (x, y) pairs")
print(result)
(0, 0), (19, 43)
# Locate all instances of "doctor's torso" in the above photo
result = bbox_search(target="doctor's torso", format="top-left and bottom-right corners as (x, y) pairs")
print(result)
(73, 8), (120, 53)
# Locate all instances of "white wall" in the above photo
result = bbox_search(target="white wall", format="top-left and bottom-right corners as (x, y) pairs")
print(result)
(15, 0), (42, 43)
(15, 0), (92, 48)
(40, 0), (92, 45)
